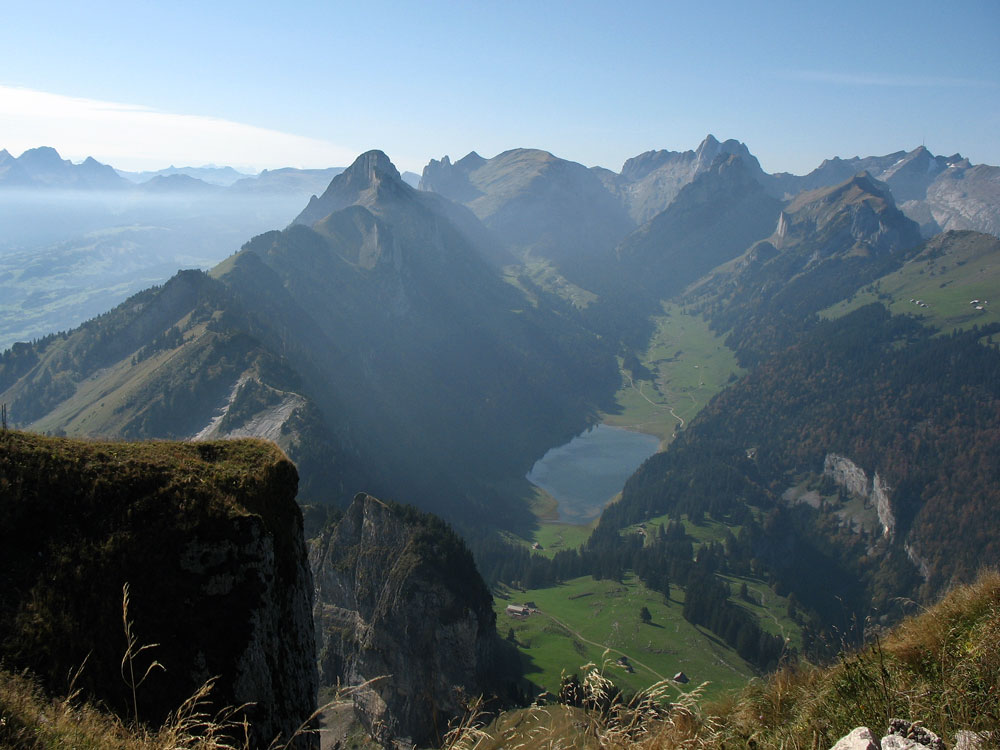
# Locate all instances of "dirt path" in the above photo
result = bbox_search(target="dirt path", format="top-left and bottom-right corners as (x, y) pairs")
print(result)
(748, 583), (789, 643)
(537, 610), (666, 682)
(623, 372), (685, 430)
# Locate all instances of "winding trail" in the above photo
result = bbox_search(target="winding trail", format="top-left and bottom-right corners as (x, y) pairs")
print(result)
(747, 583), (790, 644)
(623, 372), (685, 430)
(537, 610), (666, 681)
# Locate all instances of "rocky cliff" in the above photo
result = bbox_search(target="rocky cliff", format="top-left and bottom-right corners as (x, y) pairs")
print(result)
(0, 431), (317, 748)
(310, 493), (518, 749)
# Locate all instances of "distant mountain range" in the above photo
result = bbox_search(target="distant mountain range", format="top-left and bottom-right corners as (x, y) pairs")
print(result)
(421, 136), (999, 272)
(0, 146), (347, 197)
(3, 139), (996, 243)
(117, 164), (253, 186)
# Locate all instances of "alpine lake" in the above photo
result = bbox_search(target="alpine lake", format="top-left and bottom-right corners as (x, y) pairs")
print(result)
(526, 423), (660, 523)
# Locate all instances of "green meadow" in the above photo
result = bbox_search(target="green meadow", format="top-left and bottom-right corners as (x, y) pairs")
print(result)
(495, 567), (797, 701)
(823, 231), (1000, 333)
(603, 302), (743, 443)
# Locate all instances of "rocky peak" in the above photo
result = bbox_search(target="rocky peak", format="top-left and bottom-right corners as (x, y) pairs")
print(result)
(693, 134), (761, 174)
(348, 149), (402, 185)
(779, 171), (920, 257)
(419, 151), (487, 200)
(292, 150), (408, 226)
(615, 136), (769, 223)
(619, 148), (687, 182)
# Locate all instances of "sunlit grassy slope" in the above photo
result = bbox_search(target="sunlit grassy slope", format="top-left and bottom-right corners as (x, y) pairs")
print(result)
(822, 230), (1000, 333)
(472, 571), (1000, 750)
(495, 559), (799, 702)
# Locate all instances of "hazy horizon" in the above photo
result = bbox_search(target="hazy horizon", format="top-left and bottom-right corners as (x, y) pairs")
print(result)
(1, 1), (997, 176)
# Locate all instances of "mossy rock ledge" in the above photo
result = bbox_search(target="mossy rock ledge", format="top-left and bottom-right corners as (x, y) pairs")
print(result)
(0, 430), (317, 748)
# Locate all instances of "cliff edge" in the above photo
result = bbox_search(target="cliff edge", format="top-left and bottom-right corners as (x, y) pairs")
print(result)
(0, 431), (317, 748)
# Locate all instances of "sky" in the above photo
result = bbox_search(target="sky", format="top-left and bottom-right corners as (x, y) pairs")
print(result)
(1, 0), (998, 176)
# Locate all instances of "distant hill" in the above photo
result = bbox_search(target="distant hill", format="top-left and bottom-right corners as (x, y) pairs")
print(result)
(137, 173), (222, 193)
(117, 164), (253, 186)
(228, 166), (344, 195)
(0, 147), (131, 190)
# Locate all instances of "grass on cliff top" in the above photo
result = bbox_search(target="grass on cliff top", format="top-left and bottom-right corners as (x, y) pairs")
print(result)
(475, 571), (1000, 750)
(0, 429), (295, 526)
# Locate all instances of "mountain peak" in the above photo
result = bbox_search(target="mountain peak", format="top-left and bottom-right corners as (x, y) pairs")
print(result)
(344, 149), (401, 186)
(292, 150), (407, 226)
(454, 151), (486, 170)
(848, 170), (891, 198)
(18, 146), (66, 168)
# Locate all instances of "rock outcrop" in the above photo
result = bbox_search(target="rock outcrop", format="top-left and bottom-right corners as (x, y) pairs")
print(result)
(830, 719), (951, 750)
(0, 431), (317, 748)
(823, 454), (897, 539)
(310, 493), (518, 749)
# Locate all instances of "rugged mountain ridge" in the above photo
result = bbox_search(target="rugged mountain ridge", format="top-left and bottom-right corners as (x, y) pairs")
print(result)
(310, 493), (518, 749)
(0, 432), (317, 748)
(0, 146), (131, 190)
(768, 145), (1000, 238)
(688, 171), (924, 363)
(0, 150), (617, 527)
(615, 153), (783, 301)
(610, 134), (769, 223)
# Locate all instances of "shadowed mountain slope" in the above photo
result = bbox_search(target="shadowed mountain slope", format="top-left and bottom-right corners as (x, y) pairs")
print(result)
(0, 151), (617, 528)
(421, 147), (634, 278)
(616, 154), (783, 301)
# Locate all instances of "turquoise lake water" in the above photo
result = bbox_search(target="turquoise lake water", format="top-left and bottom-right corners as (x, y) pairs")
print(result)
(526, 423), (660, 523)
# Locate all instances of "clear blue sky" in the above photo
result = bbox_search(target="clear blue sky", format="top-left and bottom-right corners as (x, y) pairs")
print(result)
(2, 0), (997, 175)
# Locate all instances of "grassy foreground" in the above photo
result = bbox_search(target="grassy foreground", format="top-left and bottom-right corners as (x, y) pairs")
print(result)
(4, 572), (997, 748)
(474, 571), (1000, 749)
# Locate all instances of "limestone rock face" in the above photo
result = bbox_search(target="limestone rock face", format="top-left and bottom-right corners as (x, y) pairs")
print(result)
(0, 432), (317, 748)
(830, 726), (879, 750)
(311, 493), (513, 749)
(823, 454), (897, 539)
